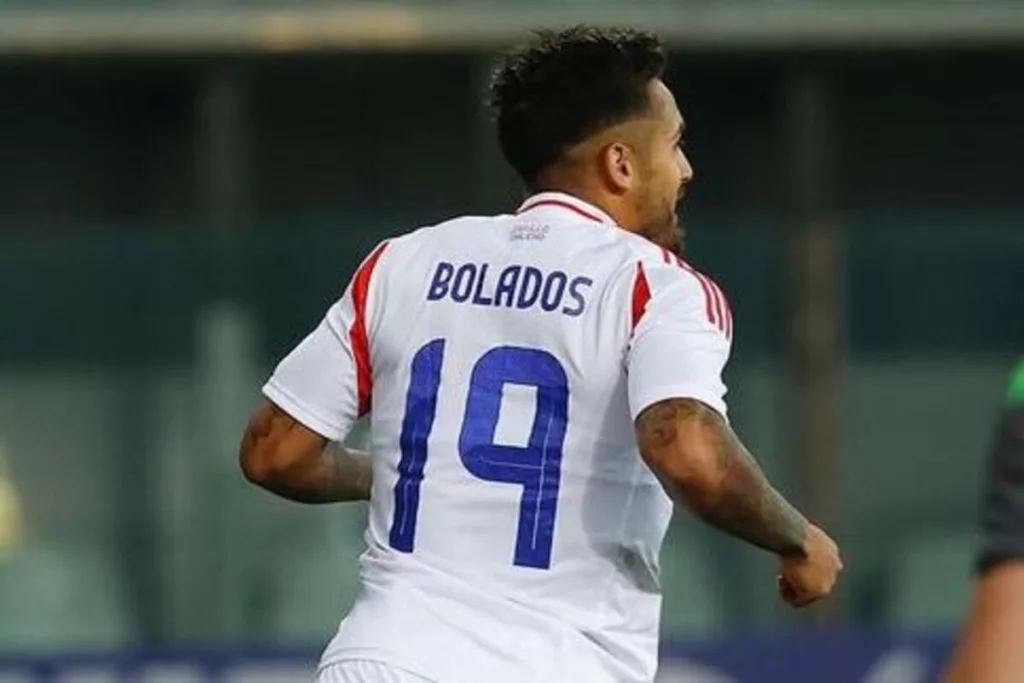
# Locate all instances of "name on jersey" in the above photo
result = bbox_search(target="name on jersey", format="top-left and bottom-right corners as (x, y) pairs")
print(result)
(426, 261), (592, 317)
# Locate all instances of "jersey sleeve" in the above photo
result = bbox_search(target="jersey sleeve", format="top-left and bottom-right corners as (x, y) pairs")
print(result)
(625, 259), (733, 421)
(261, 240), (389, 442)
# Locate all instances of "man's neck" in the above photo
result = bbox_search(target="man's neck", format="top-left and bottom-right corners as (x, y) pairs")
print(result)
(529, 181), (636, 233)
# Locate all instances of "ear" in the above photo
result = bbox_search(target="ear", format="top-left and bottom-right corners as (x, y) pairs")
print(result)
(599, 141), (636, 194)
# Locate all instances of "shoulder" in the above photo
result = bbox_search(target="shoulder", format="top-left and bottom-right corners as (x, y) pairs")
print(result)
(609, 232), (726, 294)
(606, 237), (732, 339)
(361, 214), (504, 266)
(419, 213), (512, 238)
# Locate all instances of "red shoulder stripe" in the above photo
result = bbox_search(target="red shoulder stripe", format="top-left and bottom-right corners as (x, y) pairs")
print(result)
(349, 240), (390, 417)
(631, 261), (652, 334)
(712, 279), (732, 338)
(677, 258), (719, 329)
(708, 279), (726, 334)
(653, 250), (730, 335)
(720, 286), (733, 338)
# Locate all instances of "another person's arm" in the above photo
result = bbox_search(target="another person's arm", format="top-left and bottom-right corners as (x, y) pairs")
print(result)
(239, 241), (389, 504)
(626, 259), (841, 606)
(945, 361), (1024, 683)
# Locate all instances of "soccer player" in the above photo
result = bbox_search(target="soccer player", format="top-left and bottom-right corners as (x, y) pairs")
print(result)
(239, 26), (842, 683)
(944, 360), (1024, 683)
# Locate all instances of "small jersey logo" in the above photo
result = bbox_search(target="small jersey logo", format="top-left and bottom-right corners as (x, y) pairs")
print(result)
(510, 223), (550, 242)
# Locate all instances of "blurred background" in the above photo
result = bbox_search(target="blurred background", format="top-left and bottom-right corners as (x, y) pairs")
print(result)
(0, 1), (1022, 681)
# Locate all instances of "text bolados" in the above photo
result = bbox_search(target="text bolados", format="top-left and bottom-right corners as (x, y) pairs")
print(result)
(426, 261), (592, 317)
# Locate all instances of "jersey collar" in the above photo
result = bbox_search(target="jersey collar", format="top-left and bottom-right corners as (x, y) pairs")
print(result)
(516, 192), (617, 227)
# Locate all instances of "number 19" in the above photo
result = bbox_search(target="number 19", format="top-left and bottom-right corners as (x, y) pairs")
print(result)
(389, 340), (569, 570)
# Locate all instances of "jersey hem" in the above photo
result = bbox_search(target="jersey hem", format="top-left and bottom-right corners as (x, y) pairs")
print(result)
(318, 649), (442, 683)
(629, 383), (728, 422)
(977, 548), (1024, 575)
(262, 379), (349, 441)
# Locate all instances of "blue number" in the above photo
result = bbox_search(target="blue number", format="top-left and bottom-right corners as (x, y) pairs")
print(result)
(459, 347), (568, 569)
(389, 341), (569, 570)
(389, 339), (445, 552)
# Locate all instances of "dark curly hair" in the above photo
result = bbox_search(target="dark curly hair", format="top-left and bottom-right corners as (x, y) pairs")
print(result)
(489, 26), (667, 187)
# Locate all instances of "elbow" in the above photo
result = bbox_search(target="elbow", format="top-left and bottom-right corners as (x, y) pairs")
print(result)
(239, 399), (323, 496)
(239, 446), (266, 486)
(239, 441), (281, 488)
(643, 446), (724, 512)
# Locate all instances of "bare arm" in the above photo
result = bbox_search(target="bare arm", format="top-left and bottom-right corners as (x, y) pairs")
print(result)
(239, 399), (372, 504)
(636, 397), (808, 557)
(946, 397), (1024, 682)
(946, 562), (1024, 683)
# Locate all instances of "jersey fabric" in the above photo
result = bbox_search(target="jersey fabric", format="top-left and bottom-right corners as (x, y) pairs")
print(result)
(262, 192), (733, 683)
(318, 661), (435, 683)
(977, 360), (1024, 574)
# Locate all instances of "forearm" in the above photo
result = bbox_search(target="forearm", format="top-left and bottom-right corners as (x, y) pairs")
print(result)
(240, 399), (373, 504)
(682, 443), (808, 557)
(946, 562), (1024, 683)
(258, 442), (373, 504)
(637, 398), (808, 557)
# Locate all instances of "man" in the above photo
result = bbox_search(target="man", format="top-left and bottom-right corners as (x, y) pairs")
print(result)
(240, 26), (841, 683)
(945, 360), (1024, 683)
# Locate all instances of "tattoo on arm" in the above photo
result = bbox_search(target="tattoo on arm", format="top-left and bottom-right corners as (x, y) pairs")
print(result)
(241, 400), (372, 504)
(317, 441), (373, 504)
(636, 398), (807, 557)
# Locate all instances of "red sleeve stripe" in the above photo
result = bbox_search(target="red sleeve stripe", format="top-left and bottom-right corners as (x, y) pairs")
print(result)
(710, 279), (732, 339)
(349, 240), (390, 417)
(698, 274), (722, 330)
(677, 258), (719, 329)
(720, 286), (733, 338)
(653, 250), (732, 337)
(631, 261), (652, 334)
(679, 257), (733, 337)
(709, 279), (726, 333)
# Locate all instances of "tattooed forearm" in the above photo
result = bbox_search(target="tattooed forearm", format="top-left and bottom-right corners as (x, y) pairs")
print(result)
(240, 400), (372, 504)
(636, 398), (807, 557)
(258, 442), (372, 504)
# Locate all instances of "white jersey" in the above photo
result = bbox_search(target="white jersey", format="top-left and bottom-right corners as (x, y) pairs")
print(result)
(263, 192), (733, 683)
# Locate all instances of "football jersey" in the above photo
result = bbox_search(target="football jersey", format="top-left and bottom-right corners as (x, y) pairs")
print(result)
(262, 192), (733, 683)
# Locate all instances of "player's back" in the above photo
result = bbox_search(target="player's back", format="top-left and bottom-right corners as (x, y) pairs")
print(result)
(324, 194), (685, 683)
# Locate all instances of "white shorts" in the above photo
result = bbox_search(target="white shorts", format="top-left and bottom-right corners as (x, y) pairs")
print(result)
(317, 660), (435, 683)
